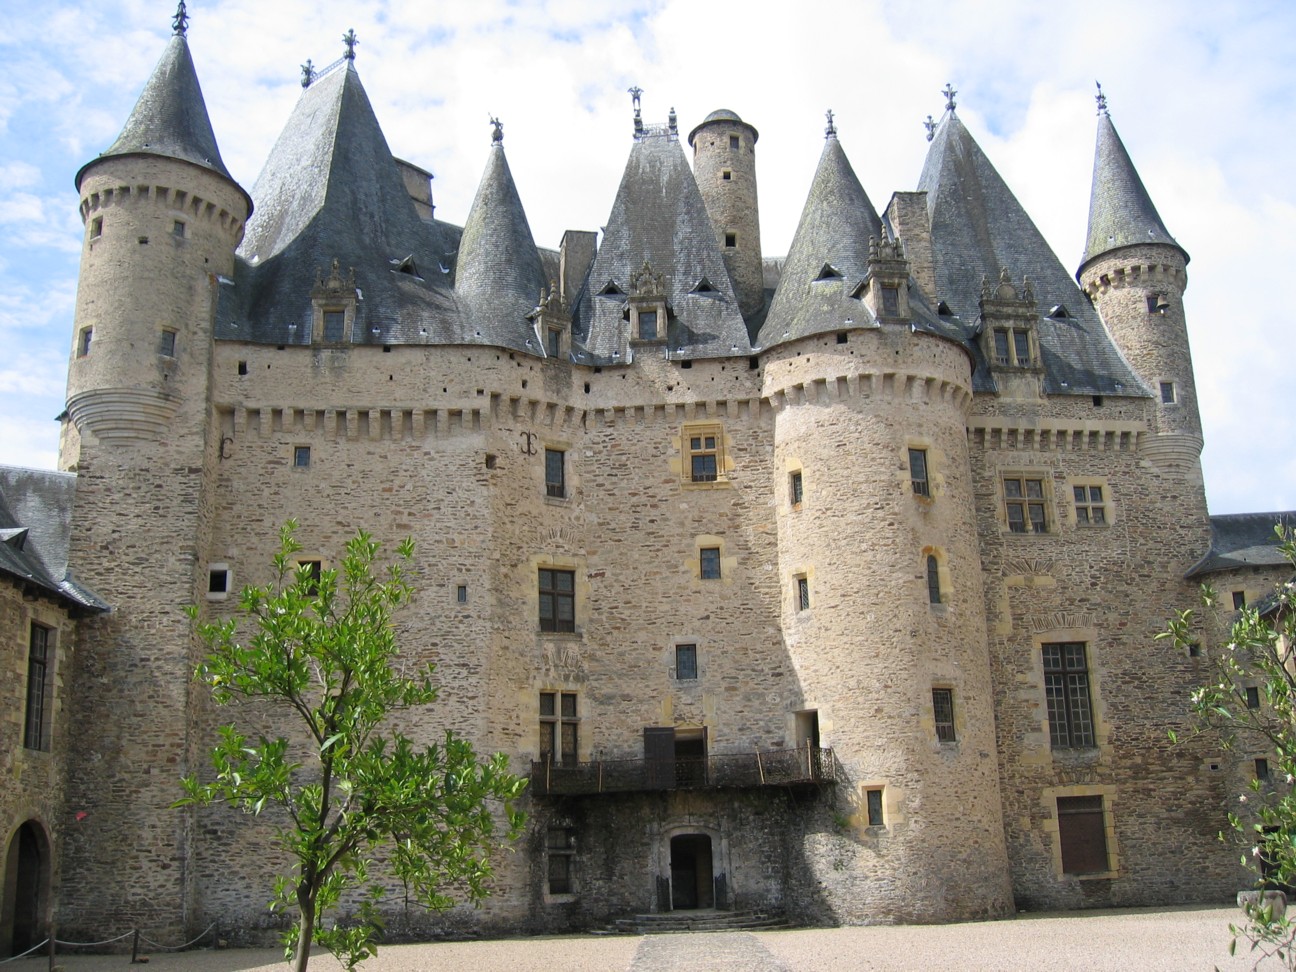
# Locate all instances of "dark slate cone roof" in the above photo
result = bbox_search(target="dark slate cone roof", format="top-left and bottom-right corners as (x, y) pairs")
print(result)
(758, 137), (884, 349)
(221, 63), (460, 346)
(456, 142), (549, 355)
(1187, 512), (1296, 577)
(574, 135), (751, 362)
(1081, 112), (1186, 271)
(918, 112), (1144, 397)
(78, 33), (237, 192)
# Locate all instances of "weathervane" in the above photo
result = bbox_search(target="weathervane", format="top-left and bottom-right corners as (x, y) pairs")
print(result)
(942, 83), (957, 113)
(1095, 81), (1108, 116)
(301, 59), (315, 88)
(172, 0), (188, 36)
(923, 114), (936, 142)
(490, 116), (503, 143)
(825, 109), (837, 139)
(342, 28), (358, 61)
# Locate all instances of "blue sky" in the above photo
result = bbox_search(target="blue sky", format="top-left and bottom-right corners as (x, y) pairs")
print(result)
(2, 0), (1294, 514)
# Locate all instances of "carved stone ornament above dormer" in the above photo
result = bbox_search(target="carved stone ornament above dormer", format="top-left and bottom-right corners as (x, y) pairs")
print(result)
(312, 258), (357, 300)
(631, 260), (666, 299)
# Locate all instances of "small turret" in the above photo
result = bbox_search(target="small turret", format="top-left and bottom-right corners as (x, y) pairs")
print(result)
(1077, 86), (1198, 459)
(688, 109), (764, 318)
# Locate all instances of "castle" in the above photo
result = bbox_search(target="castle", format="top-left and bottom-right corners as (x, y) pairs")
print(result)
(3, 6), (1294, 952)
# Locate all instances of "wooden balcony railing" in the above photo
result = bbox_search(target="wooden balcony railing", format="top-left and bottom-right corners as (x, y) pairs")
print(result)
(530, 746), (836, 796)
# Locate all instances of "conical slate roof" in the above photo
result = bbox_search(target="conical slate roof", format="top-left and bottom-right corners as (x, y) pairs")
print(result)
(1080, 112), (1186, 270)
(918, 111), (1145, 397)
(574, 134), (751, 362)
(222, 62), (460, 346)
(456, 141), (548, 354)
(78, 32), (235, 190)
(758, 136), (883, 348)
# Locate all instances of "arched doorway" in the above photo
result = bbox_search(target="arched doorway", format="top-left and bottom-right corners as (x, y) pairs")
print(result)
(1, 821), (49, 957)
(669, 833), (714, 910)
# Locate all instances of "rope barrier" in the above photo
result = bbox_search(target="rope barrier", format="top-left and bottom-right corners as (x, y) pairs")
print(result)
(137, 922), (217, 951)
(0, 938), (48, 964)
(52, 929), (135, 947)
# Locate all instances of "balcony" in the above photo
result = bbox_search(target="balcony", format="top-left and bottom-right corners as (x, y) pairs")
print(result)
(530, 747), (836, 797)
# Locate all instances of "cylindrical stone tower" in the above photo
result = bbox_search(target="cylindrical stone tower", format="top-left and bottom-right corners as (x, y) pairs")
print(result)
(689, 110), (764, 318)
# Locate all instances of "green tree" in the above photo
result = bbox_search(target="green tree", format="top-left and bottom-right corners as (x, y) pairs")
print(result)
(179, 522), (526, 971)
(1163, 526), (1296, 968)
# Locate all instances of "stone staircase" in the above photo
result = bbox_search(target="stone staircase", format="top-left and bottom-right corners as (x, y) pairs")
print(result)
(611, 908), (792, 934)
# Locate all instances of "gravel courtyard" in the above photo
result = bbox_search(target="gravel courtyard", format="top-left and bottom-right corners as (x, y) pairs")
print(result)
(15, 906), (1277, 971)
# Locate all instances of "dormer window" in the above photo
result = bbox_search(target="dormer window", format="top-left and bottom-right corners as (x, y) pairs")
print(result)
(993, 327), (1033, 367)
(814, 263), (842, 282)
(691, 277), (718, 295)
(391, 255), (421, 278)
(1048, 304), (1070, 320)
(637, 309), (658, 341)
(547, 326), (563, 357)
(881, 286), (900, 317)
(597, 280), (624, 297)
(311, 259), (358, 344)
(323, 310), (346, 342)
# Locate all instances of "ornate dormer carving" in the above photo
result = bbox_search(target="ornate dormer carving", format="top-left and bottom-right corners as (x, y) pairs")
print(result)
(532, 279), (570, 359)
(310, 258), (359, 344)
(628, 260), (668, 344)
(978, 267), (1044, 399)
(856, 234), (911, 322)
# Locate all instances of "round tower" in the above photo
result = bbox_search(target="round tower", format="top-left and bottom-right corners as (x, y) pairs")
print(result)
(764, 327), (1013, 922)
(689, 110), (764, 318)
(1077, 105), (1198, 465)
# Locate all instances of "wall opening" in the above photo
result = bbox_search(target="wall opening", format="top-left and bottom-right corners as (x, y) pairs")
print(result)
(669, 834), (714, 910)
(1, 821), (49, 957)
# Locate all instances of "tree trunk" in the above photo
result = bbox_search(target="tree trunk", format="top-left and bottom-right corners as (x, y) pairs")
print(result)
(293, 899), (316, 972)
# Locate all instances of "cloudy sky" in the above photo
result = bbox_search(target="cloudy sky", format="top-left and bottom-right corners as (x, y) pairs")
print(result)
(1, 0), (1292, 514)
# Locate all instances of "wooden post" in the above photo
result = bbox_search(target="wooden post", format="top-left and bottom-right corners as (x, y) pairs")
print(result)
(756, 750), (765, 785)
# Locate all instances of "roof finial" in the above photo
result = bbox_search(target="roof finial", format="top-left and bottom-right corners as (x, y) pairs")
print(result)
(342, 28), (359, 61)
(1095, 81), (1108, 116)
(172, 0), (189, 36)
(923, 114), (936, 142)
(301, 59), (316, 88)
(629, 86), (643, 138)
(942, 83), (957, 113)
(668, 106), (678, 136)
(825, 109), (837, 139)
(490, 115), (503, 143)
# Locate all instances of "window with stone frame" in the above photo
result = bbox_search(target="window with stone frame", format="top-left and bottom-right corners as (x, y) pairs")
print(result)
(322, 309), (346, 342)
(796, 575), (810, 612)
(1043, 642), (1095, 749)
(1003, 475), (1049, 534)
(926, 554), (942, 605)
(545, 448), (566, 499)
(539, 568), (575, 633)
(790, 470), (804, 508)
(1056, 795), (1109, 874)
(683, 425), (723, 484)
(932, 687), (956, 743)
(546, 325), (563, 358)
(991, 326), (1033, 367)
(675, 643), (698, 680)
(1072, 483), (1108, 526)
(865, 787), (885, 827)
(909, 448), (930, 497)
(539, 691), (578, 765)
(700, 547), (721, 580)
(546, 827), (576, 894)
(24, 624), (52, 751)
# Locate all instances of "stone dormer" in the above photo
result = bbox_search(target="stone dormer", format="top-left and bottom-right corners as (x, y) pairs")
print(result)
(628, 260), (668, 345)
(310, 259), (358, 344)
(857, 235), (910, 322)
(978, 268), (1043, 400)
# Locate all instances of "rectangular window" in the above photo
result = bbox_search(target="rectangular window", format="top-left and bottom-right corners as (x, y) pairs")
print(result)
(790, 470), (803, 507)
(675, 644), (698, 680)
(687, 431), (720, 483)
(293, 445), (311, 468)
(699, 547), (721, 580)
(172, 219), (186, 238)
(456, 584), (468, 604)
(1056, 796), (1108, 874)
(993, 328), (1032, 366)
(865, 788), (884, 827)
(1013, 329), (1030, 366)
(539, 568), (575, 633)
(1004, 476), (1048, 533)
(1160, 381), (1176, 404)
(78, 327), (93, 358)
(159, 329), (177, 357)
(724, 232), (737, 248)
(546, 828), (575, 894)
(90, 216), (103, 238)
(1246, 686), (1261, 709)
(932, 688), (956, 743)
(1233, 591), (1246, 610)
(721, 169), (732, 181)
(545, 448), (566, 498)
(547, 326), (562, 357)
(908, 448), (929, 497)
(926, 554), (942, 605)
(637, 309), (658, 341)
(729, 134), (740, 150)
(881, 286), (900, 317)
(796, 575), (810, 612)
(1043, 642), (1095, 749)
(207, 565), (230, 599)
(539, 691), (578, 764)
(1257, 758), (1271, 781)
(296, 559), (322, 596)
(1073, 485), (1107, 525)
(24, 624), (51, 751)
(323, 309), (346, 342)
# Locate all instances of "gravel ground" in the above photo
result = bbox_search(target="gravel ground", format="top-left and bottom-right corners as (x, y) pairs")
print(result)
(11, 906), (1275, 971)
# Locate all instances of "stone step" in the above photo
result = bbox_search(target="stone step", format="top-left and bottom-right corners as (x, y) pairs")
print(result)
(611, 910), (792, 934)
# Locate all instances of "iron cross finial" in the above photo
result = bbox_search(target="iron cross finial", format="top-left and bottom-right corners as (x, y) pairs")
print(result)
(172, 0), (189, 35)
(1095, 81), (1108, 116)
(628, 86), (643, 112)
(942, 83), (957, 113)
(301, 59), (315, 88)
(490, 116), (503, 143)
(924, 114), (937, 142)
(342, 28), (359, 61)
(824, 109), (837, 139)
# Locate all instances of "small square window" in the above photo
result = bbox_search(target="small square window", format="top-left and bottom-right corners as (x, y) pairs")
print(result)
(932, 688), (956, 743)
(1257, 758), (1271, 781)
(1246, 686), (1261, 709)
(456, 584), (468, 604)
(1073, 485), (1107, 526)
(207, 565), (230, 600)
(1233, 591), (1246, 610)
(729, 134), (740, 150)
(77, 327), (93, 358)
(790, 470), (804, 507)
(293, 446), (311, 468)
(545, 448), (566, 498)
(172, 220), (186, 238)
(1160, 381), (1176, 404)
(909, 448), (929, 497)
(724, 232), (736, 248)
(1147, 294), (1165, 314)
(159, 330), (177, 357)
(796, 575), (810, 612)
(721, 169), (732, 181)
(1188, 641), (1202, 658)
(700, 547), (721, 580)
(90, 216), (103, 238)
(675, 644), (698, 680)
(237, 360), (248, 376)
(865, 788), (884, 827)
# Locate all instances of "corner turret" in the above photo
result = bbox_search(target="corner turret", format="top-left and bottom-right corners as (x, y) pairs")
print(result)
(1077, 87), (1199, 461)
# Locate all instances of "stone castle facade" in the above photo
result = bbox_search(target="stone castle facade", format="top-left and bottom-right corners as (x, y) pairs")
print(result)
(3, 11), (1294, 953)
